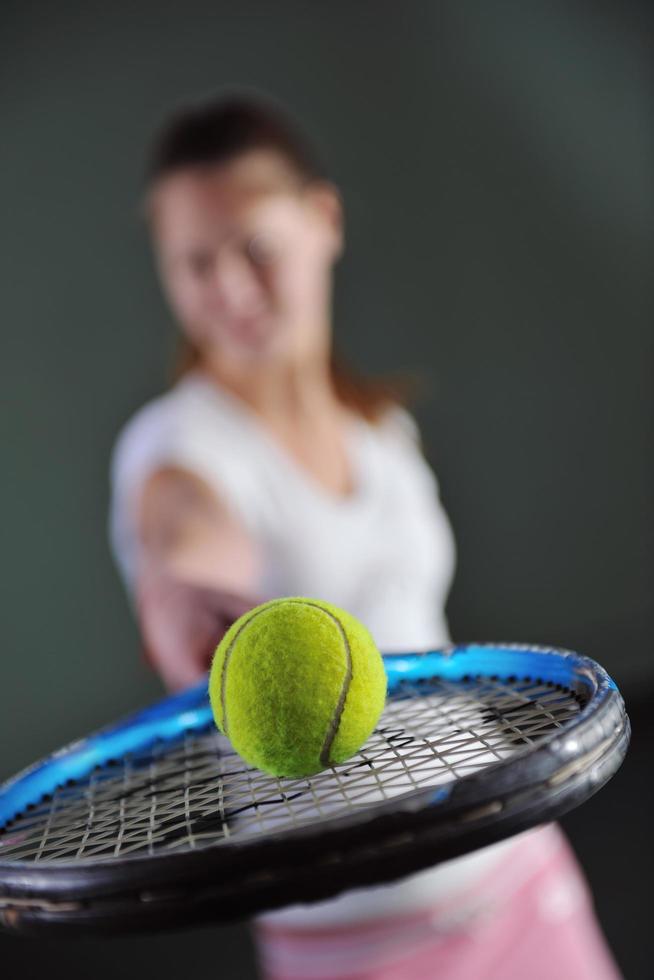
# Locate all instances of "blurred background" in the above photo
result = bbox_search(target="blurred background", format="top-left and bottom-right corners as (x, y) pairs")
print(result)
(1, 0), (652, 976)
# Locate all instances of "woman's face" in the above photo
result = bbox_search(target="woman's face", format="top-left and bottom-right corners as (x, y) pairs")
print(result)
(149, 150), (343, 369)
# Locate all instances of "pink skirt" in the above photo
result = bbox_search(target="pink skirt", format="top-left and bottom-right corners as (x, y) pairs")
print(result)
(252, 825), (620, 980)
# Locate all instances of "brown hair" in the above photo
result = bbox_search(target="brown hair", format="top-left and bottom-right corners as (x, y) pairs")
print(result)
(145, 90), (414, 422)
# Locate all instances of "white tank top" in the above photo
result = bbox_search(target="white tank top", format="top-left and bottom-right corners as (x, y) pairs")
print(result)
(109, 370), (456, 652)
(108, 370), (520, 927)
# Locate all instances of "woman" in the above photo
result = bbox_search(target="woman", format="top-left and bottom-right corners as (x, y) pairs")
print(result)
(109, 92), (619, 979)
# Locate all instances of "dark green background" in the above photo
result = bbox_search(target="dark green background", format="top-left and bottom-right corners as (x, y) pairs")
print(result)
(2, 2), (652, 977)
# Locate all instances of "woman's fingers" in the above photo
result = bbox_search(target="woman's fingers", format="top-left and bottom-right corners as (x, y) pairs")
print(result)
(190, 585), (260, 621)
(136, 575), (264, 691)
(215, 590), (261, 623)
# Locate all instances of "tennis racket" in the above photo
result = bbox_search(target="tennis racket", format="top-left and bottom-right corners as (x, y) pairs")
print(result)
(0, 642), (628, 936)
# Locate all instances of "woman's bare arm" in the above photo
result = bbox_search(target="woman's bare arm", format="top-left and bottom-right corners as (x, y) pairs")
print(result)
(134, 466), (262, 691)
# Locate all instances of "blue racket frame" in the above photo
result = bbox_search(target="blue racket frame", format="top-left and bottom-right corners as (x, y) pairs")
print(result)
(0, 643), (619, 828)
(0, 643), (629, 936)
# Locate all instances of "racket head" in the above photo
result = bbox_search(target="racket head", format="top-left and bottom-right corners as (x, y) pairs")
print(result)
(0, 643), (629, 935)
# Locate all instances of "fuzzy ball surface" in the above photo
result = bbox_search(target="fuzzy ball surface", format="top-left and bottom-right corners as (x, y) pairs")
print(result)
(208, 597), (387, 778)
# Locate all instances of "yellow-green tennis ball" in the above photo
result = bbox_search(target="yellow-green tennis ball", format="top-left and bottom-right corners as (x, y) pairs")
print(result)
(208, 597), (387, 778)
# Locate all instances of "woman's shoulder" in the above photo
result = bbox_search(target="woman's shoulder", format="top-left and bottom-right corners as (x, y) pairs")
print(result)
(111, 387), (175, 463)
(374, 402), (422, 447)
(109, 373), (225, 479)
(112, 374), (223, 449)
(370, 403), (445, 490)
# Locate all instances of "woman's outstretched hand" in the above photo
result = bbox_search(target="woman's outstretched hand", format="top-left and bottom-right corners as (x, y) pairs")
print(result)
(136, 572), (260, 692)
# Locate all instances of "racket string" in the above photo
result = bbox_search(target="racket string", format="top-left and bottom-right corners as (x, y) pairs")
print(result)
(0, 677), (582, 864)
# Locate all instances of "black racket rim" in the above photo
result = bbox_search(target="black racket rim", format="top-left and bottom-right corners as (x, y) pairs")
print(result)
(0, 643), (630, 935)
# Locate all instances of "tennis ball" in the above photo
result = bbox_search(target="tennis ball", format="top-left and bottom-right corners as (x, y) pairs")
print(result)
(208, 597), (387, 778)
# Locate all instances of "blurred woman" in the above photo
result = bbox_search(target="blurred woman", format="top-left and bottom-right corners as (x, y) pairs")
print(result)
(109, 92), (619, 979)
